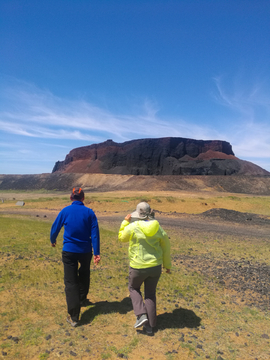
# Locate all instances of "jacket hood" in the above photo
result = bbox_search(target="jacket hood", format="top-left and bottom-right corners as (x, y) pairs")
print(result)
(138, 220), (159, 237)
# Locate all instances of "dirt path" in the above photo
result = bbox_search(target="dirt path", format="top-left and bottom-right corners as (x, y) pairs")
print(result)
(1, 208), (270, 239)
(99, 213), (270, 238)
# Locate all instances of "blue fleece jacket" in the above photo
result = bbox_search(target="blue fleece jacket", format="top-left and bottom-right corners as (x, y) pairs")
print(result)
(50, 201), (100, 254)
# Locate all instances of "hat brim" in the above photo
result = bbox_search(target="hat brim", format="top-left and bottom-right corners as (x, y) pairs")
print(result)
(130, 210), (154, 220)
(130, 210), (146, 220)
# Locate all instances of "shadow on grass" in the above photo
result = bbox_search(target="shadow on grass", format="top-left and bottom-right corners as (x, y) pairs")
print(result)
(136, 307), (201, 336)
(156, 307), (201, 330)
(80, 298), (201, 331)
(79, 297), (132, 325)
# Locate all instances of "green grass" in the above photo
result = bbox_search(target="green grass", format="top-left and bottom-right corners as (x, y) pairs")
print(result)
(0, 198), (270, 359)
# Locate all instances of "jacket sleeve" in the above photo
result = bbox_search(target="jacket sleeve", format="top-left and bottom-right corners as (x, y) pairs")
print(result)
(118, 220), (133, 242)
(159, 226), (172, 269)
(50, 211), (64, 245)
(90, 212), (100, 256)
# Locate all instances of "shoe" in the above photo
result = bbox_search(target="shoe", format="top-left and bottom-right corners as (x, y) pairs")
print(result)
(66, 315), (78, 327)
(134, 314), (148, 328)
(80, 299), (92, 307)
(143, 323), (153, 335)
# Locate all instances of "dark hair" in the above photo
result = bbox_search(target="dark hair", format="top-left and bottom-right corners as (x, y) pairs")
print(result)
(70, 187), (84, 201)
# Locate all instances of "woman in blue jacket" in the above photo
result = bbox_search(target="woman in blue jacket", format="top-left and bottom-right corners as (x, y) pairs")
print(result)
(50, 187), (100, 327)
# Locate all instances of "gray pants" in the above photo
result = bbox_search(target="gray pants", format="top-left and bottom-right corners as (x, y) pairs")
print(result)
(128, 265), (162, 327)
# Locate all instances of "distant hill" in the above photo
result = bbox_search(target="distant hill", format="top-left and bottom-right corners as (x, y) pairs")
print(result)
(1, 173), (270, 195)
(52, 137), (269, 176)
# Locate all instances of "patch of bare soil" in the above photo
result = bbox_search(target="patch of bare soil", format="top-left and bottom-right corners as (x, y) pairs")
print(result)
(201, 208), (270, 226)
(174, 255), (270, 311)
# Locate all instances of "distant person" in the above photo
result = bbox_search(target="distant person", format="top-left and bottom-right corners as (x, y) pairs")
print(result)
(118, 202), (171, 335)
(50, 187), (100, 327)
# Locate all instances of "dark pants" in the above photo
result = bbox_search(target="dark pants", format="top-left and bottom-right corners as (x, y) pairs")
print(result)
(62, 251), (93, 322)
(128, 265), (162, 327)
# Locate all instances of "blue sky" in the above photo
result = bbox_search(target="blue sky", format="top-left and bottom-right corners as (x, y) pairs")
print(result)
(1, 0), (270, 174)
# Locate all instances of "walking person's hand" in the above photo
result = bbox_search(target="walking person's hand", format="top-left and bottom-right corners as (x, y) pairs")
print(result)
(125, 214), (132, 222)
(166, 269), (171, 274)
(51, 242), (56, 247)
(94, 255), (100, 265)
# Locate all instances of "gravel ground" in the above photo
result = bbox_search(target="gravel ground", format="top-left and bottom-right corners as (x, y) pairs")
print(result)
(173, 254), (270, 311)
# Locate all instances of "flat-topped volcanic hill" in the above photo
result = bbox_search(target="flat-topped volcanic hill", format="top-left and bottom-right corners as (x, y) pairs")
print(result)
(52, 137), (269, 176)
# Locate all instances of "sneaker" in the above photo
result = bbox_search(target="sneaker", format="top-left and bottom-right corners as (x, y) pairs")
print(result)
(66, 315), (78, 327)
(143, 323), (153, 335)
(134, 314), (148, 328)
(80, 299), (92, 307)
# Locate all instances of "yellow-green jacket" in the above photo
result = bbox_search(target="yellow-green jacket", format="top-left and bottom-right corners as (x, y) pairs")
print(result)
(118, 219), (171, 269)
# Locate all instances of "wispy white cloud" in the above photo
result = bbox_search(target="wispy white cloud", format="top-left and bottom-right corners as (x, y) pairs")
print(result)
(213, 76), (270, 162)
(0, 78), (213, 142)
(0, 120), (100, 141)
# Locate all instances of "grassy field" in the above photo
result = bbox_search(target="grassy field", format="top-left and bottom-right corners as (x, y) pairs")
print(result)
(0, 191), (270, 359)
(1, 190), (270, 217)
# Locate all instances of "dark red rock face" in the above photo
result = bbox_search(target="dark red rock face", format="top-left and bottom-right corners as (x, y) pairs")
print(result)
(51, 137), (268, 176)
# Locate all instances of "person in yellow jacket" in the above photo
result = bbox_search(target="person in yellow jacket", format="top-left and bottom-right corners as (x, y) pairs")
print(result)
(118, 202), (171, 335)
